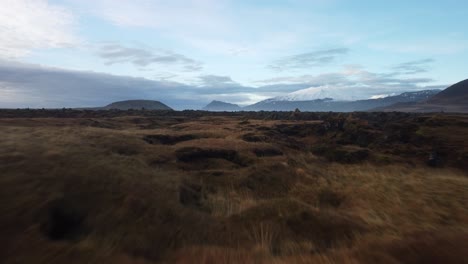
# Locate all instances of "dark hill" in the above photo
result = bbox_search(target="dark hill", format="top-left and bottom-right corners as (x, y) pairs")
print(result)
(203, 100), (241, 111)
(428, 79), (468, 104)
(103, 100), (172, 110)
(376, 79), (468, 113)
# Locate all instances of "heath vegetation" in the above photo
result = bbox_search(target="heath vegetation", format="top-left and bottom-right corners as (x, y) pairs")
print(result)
(0, 110), (467, 263)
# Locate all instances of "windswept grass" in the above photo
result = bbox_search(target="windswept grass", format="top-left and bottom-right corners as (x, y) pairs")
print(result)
(0, 112), (467, 263)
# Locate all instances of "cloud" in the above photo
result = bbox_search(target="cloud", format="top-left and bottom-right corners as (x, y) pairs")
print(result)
(268, 48), (349, 71)
(198, 75), (238, 87)
(0, 0), (78, 58)
(391, 58), (434, 75)
(256, 73), (350, 86)
(255, 65), (442, 98)
(97, 44), (203, 71)
(0, 60), (199, 109)
(0, 61), (447, 110)
(0, 61), (260, 109)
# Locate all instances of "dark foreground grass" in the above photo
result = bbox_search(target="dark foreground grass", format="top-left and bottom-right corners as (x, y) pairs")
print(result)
(0, 111), (467, 263)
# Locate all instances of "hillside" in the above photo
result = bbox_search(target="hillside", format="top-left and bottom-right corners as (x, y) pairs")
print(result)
(203, 100), (241, 111)
(377, 80), (468, 113)
(428, 79), (468, 104)
(103, 100), (172, 110)
(244, 90), (440, 112)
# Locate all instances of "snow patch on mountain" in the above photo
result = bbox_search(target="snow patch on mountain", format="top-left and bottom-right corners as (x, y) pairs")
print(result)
(272, 86), (361, 102)
(369, 93), (396, 99)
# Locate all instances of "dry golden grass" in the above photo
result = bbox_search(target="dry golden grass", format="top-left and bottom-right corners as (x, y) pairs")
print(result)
(0, 113), (467, 263)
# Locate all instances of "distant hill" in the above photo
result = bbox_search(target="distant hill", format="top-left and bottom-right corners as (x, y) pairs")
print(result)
(243, 90), (440, 112)
(376, 80), (468, 113)
(103, 100), (172, 110)
(427, 79), (468, 104)
(203, 100), (241, 111)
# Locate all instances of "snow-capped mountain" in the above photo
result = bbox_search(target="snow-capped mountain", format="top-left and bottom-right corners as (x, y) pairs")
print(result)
(244, 89), (441, 111)
(369, 94), (396, 99)
(272, 86), (360, 102)
(369, 90), (440, 100)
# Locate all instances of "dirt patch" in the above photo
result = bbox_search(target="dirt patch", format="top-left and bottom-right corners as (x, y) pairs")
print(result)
(143, 134), (199, 145)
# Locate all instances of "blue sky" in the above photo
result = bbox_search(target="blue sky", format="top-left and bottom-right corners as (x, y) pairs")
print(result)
(0, 0), (467, 108)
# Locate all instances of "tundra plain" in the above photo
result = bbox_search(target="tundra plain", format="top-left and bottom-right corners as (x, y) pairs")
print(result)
(1, 110), (467, 263)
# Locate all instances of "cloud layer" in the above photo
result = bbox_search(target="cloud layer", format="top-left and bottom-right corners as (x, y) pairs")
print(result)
(0, 60), (447, 109)
(392, 59), (434, 75)
(97, 44), (203, 71)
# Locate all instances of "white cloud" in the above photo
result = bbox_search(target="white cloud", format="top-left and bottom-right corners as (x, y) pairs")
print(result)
(96, 43), (203, 71)
(253, 64), (444, 100)
(0, 0), (78, 59)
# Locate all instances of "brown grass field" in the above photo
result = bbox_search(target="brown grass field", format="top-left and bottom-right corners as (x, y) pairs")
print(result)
(0, 110), (467, 263)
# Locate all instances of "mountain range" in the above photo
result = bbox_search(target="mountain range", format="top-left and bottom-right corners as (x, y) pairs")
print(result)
(242, 89), (440, 112)
(78, 79), (467, 113)
(375, 79), (468, 113)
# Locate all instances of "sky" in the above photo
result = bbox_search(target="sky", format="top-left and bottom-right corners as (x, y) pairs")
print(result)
(0, 0), (467, 109)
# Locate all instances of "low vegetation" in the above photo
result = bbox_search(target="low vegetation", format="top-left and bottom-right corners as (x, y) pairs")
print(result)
(0, 110), (467, 263)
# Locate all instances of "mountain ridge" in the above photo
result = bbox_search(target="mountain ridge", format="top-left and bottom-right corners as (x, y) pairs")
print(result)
(243, 89), (441, 112)
(376, 80), (468, 113)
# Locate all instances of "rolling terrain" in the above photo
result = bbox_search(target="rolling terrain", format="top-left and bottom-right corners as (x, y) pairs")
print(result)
(201, 90), (441, 112)
(0, 110), (467, 263)
(243, 90), (441, 112)
(376, 79), (468, 113)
